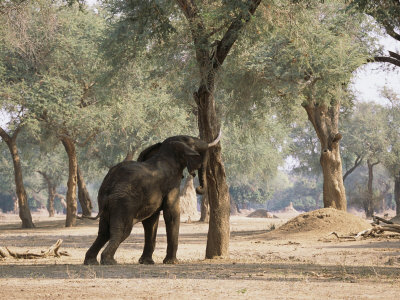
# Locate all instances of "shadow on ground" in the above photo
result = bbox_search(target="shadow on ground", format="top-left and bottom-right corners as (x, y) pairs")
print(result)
(0, 262), (399, 282)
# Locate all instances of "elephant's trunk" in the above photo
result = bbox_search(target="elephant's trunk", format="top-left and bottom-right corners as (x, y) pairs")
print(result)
(196, 131), (221, 195)
(196, 151), (208, 195)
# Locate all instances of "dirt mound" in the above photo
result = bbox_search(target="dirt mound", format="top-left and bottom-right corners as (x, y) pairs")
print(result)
(270, 208), (371, 237)
(280, 202), (298, 213)
(247, 209), (275, 218)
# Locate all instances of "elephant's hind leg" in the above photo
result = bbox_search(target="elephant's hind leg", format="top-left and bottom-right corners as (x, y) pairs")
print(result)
(84, 217), (110, 265)
(139, 211), (160, 264)
(100, 216), (133, 265)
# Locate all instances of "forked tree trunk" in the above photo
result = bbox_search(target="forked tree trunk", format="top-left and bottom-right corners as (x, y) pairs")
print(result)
(0, 127), (34, 228)
(77, 166), (92, 217)
(395, 171), (400, 217)
(303, 101), (347, 211)
(61, 136), (78, 227)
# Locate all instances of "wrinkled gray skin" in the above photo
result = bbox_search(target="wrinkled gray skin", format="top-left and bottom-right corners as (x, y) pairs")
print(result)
(84, 136), (209, 265)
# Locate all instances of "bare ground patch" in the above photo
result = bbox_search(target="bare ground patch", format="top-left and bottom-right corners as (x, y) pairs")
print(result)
(1, 212), (400, 299)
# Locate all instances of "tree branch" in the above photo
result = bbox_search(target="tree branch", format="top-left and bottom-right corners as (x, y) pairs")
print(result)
(343, 154), (363, 182)
(382, 23), (400, 42)
(372, 56), (400, 68)
(389, 51), (400, 61)
(0, 126), (11, 144)
(214, 0), (262, 69)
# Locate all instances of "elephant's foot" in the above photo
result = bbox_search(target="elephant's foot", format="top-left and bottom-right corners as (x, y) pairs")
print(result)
(163, 257), (179, 264)
(139, 256), (155, 265)
(100, 257), (117, 265)
(84, 257), (99, 265)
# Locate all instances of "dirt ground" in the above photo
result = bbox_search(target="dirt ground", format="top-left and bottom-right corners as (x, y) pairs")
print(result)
(1, 211), (400, 299)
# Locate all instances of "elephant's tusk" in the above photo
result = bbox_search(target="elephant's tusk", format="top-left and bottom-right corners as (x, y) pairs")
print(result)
(208, 130), (222, 148)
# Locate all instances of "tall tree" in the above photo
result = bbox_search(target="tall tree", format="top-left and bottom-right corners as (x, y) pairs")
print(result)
(341, 103), (389, 217)
(381, 87), (400, 216)
(105, 0), (262, 258)
(0, 126), (34, 227)
(244, 0), (374, 210)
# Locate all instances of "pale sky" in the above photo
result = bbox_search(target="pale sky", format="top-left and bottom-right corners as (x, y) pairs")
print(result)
(351, 35), (400, 105)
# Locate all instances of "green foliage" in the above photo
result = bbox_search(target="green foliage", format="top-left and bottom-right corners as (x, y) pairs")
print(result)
(244, 0), (375, 107)
(348, 0), (400, 29)
(341, 102), (390, 169)
(230, 184), (268, 208)
(381, 87), (400, 177)
(268, 175), (322, 211)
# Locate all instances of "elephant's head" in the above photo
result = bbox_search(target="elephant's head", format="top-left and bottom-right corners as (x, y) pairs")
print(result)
(137, 132), (221, 195)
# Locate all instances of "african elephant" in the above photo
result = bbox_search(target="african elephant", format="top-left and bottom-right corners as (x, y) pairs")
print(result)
(84, 133), (221, 265)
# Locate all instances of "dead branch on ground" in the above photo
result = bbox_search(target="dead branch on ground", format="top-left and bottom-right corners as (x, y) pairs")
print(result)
(0, 239), (69, 259)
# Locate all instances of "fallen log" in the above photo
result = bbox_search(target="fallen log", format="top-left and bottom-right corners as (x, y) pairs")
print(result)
(373, 215), (394, 225)
(0, 239), (69, 259)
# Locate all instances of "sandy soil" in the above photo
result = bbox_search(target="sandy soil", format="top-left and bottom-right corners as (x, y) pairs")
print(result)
(1, 211), (400, 299)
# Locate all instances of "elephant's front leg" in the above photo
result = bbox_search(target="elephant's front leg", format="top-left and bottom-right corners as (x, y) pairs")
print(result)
(162, 187), (180, 264)
(139, 211), (160, 265)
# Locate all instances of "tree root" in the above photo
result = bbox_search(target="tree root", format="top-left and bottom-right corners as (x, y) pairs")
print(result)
(0, 239), (69, 259)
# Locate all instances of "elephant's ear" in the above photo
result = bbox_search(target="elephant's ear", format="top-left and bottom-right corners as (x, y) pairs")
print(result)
(137, 142), (162, 162)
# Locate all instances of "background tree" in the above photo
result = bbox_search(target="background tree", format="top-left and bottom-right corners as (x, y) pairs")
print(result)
(381, 87), (400, 216)
(244, 0), (375, 210)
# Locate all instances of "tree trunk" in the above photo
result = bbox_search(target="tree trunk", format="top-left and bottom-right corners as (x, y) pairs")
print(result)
(61, 137), (78, 227)
(230, 194), (239, 215)
(77, 166), (92, 217)
(176, 0), (261, 259)
(365, 159), (379, 218)
(0, 127), (34, 228)
(195, 86), (230, 259)
(395, 171), (400, 217)
(48, 185), (56, 217)
(38, 171), (56, 217)
(303, 101), (347, 211)
(200, 194), (210, 222)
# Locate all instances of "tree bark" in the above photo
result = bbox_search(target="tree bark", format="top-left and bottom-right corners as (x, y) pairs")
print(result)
(196, 85), (230, 258)
(395, 171), (400, 217)
(303, 101), (347, 211)
(61, 136), (78, 227)
(77, 165), (92, 217)
(0, 127), (34, 228)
